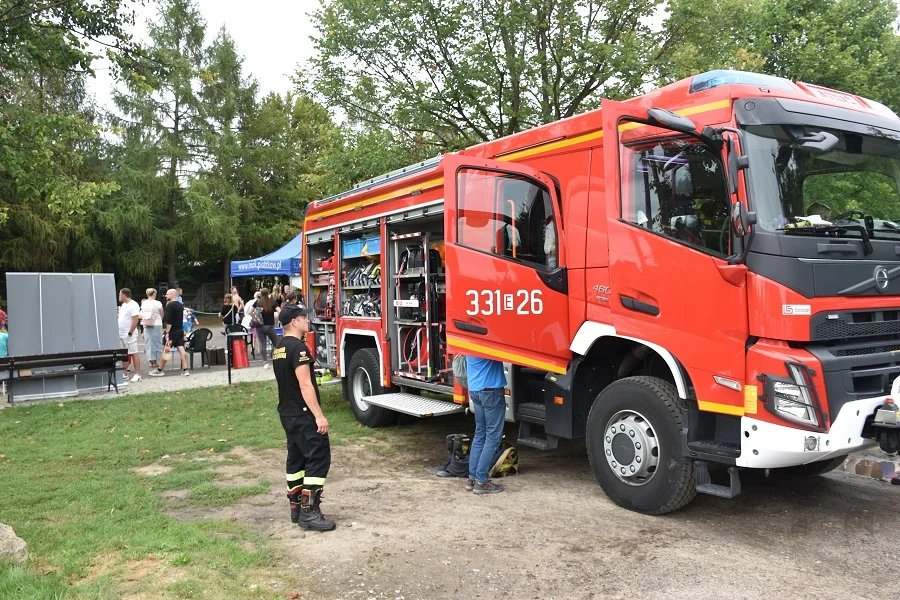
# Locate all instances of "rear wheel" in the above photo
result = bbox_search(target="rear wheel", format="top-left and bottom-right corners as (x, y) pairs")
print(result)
(586, 376), (696, 515)
(346, 348), (395, 427)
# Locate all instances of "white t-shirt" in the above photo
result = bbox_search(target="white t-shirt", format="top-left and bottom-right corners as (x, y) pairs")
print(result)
(118, 299), (140, 338)
(141, 299), (163, 327)
(241, 298), (257, 329)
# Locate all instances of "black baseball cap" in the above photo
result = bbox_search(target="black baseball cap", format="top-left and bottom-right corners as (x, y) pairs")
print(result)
(279, 303), (313, 324)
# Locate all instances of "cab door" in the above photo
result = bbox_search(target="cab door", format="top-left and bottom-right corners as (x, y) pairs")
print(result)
(601, 100), (748, 412)
(443, 154), (570, 375)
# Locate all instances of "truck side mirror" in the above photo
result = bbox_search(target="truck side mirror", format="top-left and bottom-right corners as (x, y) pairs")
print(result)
(731, 201), (757, 238)
(727, 138), (749, 195)
(647, 107), (698, 134)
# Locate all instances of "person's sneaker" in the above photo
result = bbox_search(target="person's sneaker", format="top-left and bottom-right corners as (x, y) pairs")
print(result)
(182, 370), (190, 376)
(130, 374), (142, 383)
(148, 369), (165, 377)
(464, 478), (475, 492)
(263, 362), (270, 369)
(473, 480), (504, 495)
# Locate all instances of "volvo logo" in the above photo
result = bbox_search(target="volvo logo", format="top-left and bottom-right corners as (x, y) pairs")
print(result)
(874, 265), (890, 293)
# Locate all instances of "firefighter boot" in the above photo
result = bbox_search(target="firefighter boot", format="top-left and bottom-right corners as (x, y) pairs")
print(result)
(298, 488), (336, 531)
(287, 490), (302, 524)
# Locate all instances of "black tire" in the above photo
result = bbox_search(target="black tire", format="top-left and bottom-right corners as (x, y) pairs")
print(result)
(585, 376), (696, 515)
(346, 348), (395, 427)
(771, 455), (849, 477)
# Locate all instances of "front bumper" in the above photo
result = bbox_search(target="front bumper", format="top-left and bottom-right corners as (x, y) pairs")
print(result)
(737, 396), (884, 468)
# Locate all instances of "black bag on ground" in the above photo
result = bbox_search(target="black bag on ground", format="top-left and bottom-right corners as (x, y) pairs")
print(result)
(430, 434), (470, 478)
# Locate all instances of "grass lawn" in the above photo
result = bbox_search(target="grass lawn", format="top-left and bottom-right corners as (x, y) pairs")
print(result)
(0, 381), (377, 599)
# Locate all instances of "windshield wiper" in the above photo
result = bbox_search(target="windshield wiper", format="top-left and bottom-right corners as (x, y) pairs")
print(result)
(779, 224), (874, 255)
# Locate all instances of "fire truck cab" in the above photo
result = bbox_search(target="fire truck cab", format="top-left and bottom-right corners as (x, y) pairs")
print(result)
(303, 70), (900, 514)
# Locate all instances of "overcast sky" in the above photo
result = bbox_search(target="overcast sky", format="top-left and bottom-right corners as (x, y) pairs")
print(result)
(88, 0), (319, 108)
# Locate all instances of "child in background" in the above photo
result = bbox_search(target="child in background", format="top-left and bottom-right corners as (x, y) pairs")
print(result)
(183, 308), (197, 333)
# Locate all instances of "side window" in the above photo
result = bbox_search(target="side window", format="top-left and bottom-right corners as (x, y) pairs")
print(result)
(456, 168), (560, 269)
(621, 135), (731, 257)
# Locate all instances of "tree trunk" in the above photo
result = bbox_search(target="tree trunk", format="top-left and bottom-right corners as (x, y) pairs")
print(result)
(224, 251), (231, 293)
(167, 95), (181, 287)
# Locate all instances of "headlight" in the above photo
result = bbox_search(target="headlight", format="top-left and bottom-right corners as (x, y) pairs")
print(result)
(773, 380), (814, 423)
(762, 363), (823, 429)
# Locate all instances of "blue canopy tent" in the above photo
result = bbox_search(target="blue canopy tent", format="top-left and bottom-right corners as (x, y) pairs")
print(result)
(230, 232), (302, 278)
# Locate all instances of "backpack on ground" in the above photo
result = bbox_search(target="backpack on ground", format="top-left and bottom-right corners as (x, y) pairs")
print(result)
(490, 440), (519, 478)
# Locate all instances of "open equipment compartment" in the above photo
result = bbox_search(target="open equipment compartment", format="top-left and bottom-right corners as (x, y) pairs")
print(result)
(339, 222), (382, 320)
(305, 229), (338, 368)
(386, 216), (450, 387)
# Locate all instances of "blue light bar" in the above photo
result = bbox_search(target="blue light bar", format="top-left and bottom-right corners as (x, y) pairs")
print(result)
(690, 70), (795, 94)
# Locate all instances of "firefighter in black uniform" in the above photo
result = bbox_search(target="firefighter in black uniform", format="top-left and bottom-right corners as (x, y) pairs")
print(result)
(272, 303), (336, 531)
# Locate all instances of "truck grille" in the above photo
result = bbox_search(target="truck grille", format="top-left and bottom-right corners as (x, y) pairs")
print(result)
(811, 309), (900, 341)
(835, 344), (900, 357)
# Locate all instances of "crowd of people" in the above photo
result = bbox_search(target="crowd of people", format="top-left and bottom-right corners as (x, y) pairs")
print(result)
(117, 283), (302, 381)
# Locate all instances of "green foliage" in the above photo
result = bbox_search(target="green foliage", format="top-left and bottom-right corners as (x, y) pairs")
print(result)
(309, 0), (662, 148)
(661, 0), (900, 112)
(0, 1), (133, 276)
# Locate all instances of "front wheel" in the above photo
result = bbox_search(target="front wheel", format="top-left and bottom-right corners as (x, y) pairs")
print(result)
(586, 376), (696, 515)
(346, 348), (395, 427)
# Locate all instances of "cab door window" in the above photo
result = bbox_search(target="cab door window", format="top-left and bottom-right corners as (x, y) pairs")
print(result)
(621, 136), (731, 257)
(456, 168), (560, 269)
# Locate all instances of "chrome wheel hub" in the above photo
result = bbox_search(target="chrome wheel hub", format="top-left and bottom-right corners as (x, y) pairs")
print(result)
(603, 410), (660, 486)
(352, 368), (372, 410)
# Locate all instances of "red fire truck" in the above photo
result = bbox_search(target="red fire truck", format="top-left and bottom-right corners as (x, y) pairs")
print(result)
(303, 70), (900, 514)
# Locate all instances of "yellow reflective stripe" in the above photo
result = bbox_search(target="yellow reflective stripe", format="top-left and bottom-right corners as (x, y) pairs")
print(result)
(698, 400), (745, 417)
(286, 471), (305, 482)
(448, 336), (567, 374)
(453, 393), (465, 402)
(678, 99), (731, 117)
(307, 177), (444, 221)
(304, 476), (326, 486)
(618, 99), (733, 132)
(497, 129), (604, 162)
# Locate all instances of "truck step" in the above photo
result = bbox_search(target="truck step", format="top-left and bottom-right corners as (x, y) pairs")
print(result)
(361, 393), (465, 418)
(517, 421), (558, 451)
(515, 401), (546, 425)
(686, 440), (741, 459)
(694, 461), (742, 499)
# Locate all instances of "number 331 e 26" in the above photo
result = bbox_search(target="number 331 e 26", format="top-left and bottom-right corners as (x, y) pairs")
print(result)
(466, 290), (543, 316)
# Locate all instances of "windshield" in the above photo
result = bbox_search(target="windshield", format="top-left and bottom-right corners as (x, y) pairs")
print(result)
(743, 124), (900, 238)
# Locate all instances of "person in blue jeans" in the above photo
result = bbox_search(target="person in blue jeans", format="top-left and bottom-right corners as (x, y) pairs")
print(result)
(465, 355), (506, 494)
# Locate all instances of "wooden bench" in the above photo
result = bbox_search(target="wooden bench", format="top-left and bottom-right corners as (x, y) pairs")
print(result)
(0, 349), (129, 404)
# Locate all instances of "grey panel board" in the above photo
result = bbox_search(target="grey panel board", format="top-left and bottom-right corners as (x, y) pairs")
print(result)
(6, 273), (42, 356)
(4, 272), (122, 402)
(72, 274), (101, 352)
(94, 274), (120, 350)
(40, 273), (75, 354)
(10, 377), (78, 401)
(42, 373), (78, 398)
(75, 371), (117, 394)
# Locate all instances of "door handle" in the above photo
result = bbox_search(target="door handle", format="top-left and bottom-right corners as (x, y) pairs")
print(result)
(620, 295), (659, 316)
(818, 243), (858, 256)
(454, 320), (488, 335)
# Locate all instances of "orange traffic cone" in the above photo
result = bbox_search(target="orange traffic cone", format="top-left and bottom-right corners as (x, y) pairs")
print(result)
(231, 337), (249, 369)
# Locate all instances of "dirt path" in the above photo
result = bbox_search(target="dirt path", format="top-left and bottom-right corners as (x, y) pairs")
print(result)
(164, 420), (900, 600)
